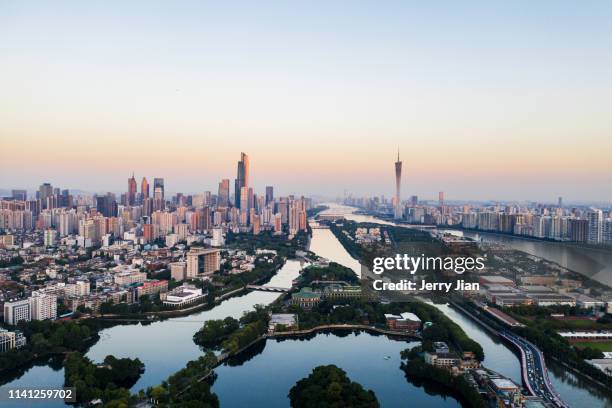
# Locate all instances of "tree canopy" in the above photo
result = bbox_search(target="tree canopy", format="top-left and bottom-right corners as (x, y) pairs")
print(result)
(288, 365), (379, 408)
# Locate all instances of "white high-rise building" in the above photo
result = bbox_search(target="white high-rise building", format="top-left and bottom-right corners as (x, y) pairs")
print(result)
(211, 228), (224, 247)
(587, 210), (603, 244)
(30, 291), (57, 321)
(603, 219), (612, 244)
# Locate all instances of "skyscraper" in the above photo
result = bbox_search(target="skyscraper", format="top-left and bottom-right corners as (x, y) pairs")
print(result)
(240, 186), (249, 213)
(153, 178), (164, 199)
(141, 177), (149, 200)
(394, 150), (402, 219)
(266, 186), (274, 205)
(11, 189), (27, 201)
(587, 209), (603, 244)
(153, 178), (165, 210)
(127, 174), (137, 205)
(96, 193), (117, 217)
(234, 152), (249, 208)
(438, 191), (444, 207)
(38, 183), (53, 206)
(218, 179), (230, 207)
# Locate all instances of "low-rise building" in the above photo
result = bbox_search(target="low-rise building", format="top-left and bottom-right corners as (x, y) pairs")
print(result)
(0, 329), (26, 352)
(114, 270), (147, 286)
(493, 294), (533, 307)
(290, 287), (321, 309)
(322, 284), (362, 300)
(268, 313), (298, 333)
(384, 312), (421, 331)
(136, 280), (168, 300)
(424, 351), (460, 368)
(163, 284), (205, 308)
(526, 294), (576, 307)
(479, 275), (515, 286)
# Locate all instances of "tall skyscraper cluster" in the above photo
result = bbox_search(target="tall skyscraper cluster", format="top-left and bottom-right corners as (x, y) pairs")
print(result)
(0, 152), (311, 248)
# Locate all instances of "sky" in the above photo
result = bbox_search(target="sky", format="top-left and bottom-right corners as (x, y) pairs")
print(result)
(1, 1), (611, 202)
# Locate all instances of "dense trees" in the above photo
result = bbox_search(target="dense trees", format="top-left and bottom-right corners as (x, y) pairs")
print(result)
(401, 354), (485, 408)
(226, 230), (310, 258)
(214, 254), (283, 290)
(145, 352), (219, 408)
(299, 262), (359, 285)
(64, 352), (143, 404)
(0, 320), (97, 374)
(193, 317), (240, 348)
(193, 306), (269, 354)
(288, 365), (379, 408)
(281, 298), (485, 361)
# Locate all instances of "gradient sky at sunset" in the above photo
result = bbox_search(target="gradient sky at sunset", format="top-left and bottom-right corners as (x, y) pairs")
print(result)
(1, 1), (611, 201)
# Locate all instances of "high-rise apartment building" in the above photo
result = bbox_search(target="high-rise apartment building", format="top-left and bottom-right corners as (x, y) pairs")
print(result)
(604, 219), (612, 244)
(587, 210), (603, 244)
(568, 219), (588, 242)
(30, 291), (57, 321)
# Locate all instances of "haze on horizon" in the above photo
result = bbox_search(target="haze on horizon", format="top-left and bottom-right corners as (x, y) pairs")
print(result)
(1, 1), (611, 202)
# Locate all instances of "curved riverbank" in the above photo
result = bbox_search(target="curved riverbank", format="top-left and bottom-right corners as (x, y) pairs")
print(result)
(270, 323), (420, 339)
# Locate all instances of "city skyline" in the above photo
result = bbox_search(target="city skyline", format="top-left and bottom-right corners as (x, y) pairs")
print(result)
(1, 2), (612, 201)
(2, 149), (611, 205)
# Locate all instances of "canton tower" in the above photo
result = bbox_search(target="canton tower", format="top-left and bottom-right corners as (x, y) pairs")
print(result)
(394, 149), (402, 219)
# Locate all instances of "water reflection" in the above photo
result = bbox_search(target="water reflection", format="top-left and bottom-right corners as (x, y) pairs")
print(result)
(212, 332), (460, 408)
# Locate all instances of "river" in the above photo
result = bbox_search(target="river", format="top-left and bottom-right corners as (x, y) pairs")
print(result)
(321, 203), (612, 407)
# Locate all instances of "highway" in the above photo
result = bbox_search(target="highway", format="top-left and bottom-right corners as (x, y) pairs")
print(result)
(499, 331), (570, 408)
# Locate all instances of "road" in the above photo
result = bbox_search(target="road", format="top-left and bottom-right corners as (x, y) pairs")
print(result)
(499, 331), (570, 408)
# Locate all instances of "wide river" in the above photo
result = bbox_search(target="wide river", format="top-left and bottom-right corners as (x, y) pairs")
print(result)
(2, 204), (611, 407)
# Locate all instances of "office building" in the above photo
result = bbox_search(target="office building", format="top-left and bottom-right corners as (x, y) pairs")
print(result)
(127, 174), (137, 205)
(141, 177), (149, 200)
(218, 178), (230, 207)
(3, 299), (31, 325)
(234, 152), (249, 208)
(11, 189), (27, 201)
(265, 186), (274, 205)
(186, 248), (221, 278)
